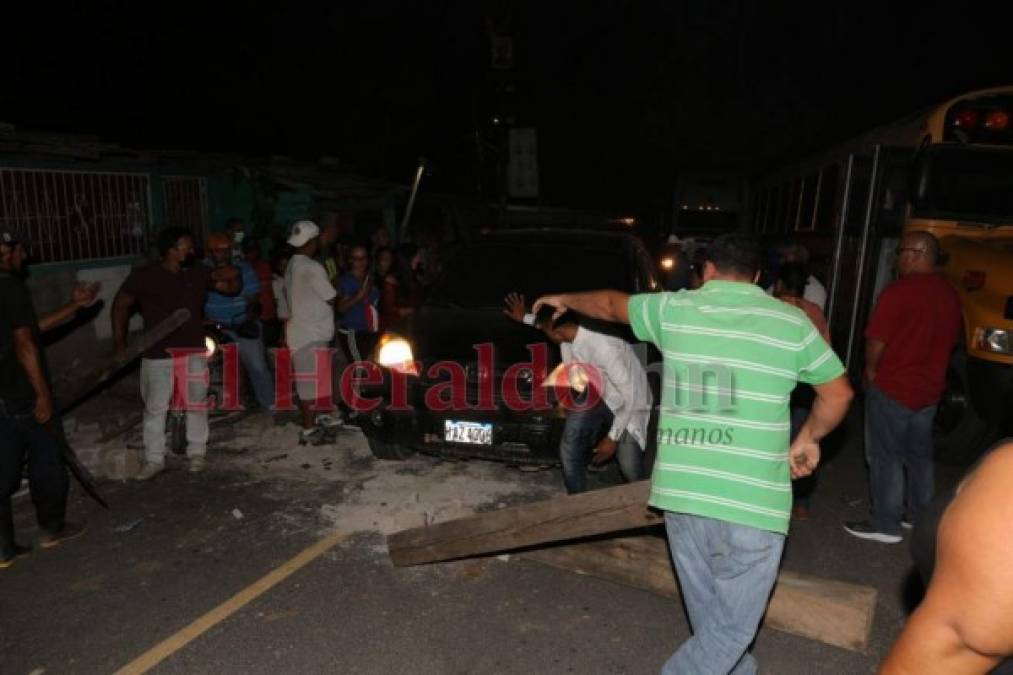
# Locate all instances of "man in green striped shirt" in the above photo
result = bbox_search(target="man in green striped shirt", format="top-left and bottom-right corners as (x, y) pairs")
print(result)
(534, 233), (853, 675)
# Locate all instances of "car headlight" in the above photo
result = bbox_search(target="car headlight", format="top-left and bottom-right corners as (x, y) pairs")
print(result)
(974, 327), (1012, 355)
(375, 334), (418, 374)
(204, 335), (218, 358)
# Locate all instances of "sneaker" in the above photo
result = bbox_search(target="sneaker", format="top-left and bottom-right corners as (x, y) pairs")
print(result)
(188, 456), (207, 473)
(315, 413), (344, 429)
(0, 544), (32, 569)
(38, 521), (87, 549)
(843, 520), (902, 543)
(135, 462), (165, 481)
(901, 519), (913, 530)
(298, 427), (328, 446)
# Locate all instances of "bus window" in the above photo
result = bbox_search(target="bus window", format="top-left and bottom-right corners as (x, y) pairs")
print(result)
(787, 180), (802, 232)
(797, 173), (819, 231)
(752, 189), (766, 230)
(911, 145), (1013, 224)
(765, 185), (777, 233)
(815, 164), (840, 231)
(876, 162), (909, 235)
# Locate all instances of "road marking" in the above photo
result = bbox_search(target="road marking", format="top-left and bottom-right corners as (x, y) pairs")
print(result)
(113, 529), (348, 675)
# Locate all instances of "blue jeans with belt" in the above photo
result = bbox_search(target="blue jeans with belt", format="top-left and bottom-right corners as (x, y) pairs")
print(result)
(865, 384), (937, 535)
(662, 512), (785, 675)
(559, 401), (643, 494)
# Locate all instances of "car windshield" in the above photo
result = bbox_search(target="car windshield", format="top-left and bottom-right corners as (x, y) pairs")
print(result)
(912, 146), (1013, 224)
(427, 240), (632, 308)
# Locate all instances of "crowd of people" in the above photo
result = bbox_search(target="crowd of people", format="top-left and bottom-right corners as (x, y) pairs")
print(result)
(127, 218), (439, 460)
(3, 216), (1008, 673)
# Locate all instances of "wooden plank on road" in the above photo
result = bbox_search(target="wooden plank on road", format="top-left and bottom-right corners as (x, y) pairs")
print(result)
(387, 481), (661, 566)
(521, 534), (877, 653)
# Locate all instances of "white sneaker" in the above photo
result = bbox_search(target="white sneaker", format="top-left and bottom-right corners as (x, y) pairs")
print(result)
(188, 456), (206, 473)
(135, 462), (165, 481)
(315, 413), (344, 429)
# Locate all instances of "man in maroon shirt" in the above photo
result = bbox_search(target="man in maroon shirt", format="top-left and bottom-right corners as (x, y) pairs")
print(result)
(845, 231), (962, 543)
(112, 227), (240, 480)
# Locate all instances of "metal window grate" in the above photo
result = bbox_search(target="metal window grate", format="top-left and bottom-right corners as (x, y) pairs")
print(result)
(0, 167), (150, 263)
(162, 176), (208, 245)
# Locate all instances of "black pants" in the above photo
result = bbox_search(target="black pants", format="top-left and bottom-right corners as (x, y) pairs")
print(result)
(0, 402), (69, 554)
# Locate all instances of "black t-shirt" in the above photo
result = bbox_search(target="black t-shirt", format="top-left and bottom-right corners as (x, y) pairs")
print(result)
(120, 263), (212, 360)
(0, 273), (48, 411)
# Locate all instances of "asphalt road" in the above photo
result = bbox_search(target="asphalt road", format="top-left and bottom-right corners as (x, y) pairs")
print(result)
(0, 407), (962, 675)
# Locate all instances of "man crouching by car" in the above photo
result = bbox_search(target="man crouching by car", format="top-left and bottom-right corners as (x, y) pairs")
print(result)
(503, 292), (652, 494)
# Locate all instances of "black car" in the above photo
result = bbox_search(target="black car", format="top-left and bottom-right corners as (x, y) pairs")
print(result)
(355, 228), (660, 464)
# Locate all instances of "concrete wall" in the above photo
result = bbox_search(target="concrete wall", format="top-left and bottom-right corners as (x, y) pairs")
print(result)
(27, 258), (144, 383)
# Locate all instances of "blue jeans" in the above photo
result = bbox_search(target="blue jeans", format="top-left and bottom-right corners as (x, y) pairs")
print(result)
(225, 327), (275, 411)
(864, 384), (936, 535)
(559, 402), (643, 494)
(662, 513), (785, 675)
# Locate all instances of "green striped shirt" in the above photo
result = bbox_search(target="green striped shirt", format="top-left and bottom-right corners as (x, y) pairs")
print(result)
(628, 280), (845, 534)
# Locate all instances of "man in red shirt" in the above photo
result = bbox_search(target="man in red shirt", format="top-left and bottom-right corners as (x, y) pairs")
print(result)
(845, 231), (962, 543)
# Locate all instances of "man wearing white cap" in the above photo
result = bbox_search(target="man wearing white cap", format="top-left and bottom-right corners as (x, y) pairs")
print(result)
(283, 221), (339, 445)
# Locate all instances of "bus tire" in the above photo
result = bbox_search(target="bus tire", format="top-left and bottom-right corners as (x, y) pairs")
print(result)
(934, 349), (998, 465)
(367, 437), (415, 461)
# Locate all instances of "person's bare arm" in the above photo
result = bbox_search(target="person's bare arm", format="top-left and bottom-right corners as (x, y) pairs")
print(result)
(111, 288), (135, 355)
(337, 277), (372, 313)
(12, 326), (54, 423)
(789, 374), (853, 478)
(864, 338), (885, 389)
(881, 443), (1013, 674)
(532, 290), (631, 324)
(38, 282), (100, 332)
(210, 265), (242, 295)
(38, 302), (81, 333)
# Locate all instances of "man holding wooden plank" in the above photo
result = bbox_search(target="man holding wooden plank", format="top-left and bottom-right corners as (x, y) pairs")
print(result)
(534, 233), (853, 675)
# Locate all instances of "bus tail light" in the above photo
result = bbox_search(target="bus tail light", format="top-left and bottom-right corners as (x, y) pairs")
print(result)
(954, 109), (979, 128)
(984, 110), (1010, 131)
(962, 270), (986, 291)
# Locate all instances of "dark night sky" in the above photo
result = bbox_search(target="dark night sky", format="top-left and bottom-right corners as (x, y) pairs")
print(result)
(2, 1), (1012, 213)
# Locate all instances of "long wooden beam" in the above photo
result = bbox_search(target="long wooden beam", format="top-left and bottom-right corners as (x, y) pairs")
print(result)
(521, 534), (877, 653)
(58, 308), (192, 414)
(387, 481), (661, 567)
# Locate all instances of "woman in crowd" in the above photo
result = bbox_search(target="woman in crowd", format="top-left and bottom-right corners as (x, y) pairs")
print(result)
(374, 245), (419, 332)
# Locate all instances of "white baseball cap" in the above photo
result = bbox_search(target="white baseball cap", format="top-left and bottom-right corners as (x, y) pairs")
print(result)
(287, 220), (319, 247)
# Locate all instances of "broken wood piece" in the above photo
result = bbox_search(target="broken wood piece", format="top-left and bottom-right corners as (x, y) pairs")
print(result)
(58, 308), (192, 415)
(521, 534), (877, 653)
(387, 481), (660, 566)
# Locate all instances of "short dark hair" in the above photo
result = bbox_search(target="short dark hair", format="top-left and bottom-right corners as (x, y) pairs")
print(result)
(534, 305), (578, 330)
(776, 261), (807, 297)
(706, 233), (761, 278)
(156, 226), (193, 256)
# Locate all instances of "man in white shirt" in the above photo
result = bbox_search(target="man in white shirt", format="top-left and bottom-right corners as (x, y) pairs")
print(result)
(504, 293), (652, 493)
(771, 243), (827, 310)
(284, 221), (339, 445)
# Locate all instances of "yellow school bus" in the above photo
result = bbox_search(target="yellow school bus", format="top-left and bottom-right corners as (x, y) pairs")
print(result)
(750, 87), (1013, 461)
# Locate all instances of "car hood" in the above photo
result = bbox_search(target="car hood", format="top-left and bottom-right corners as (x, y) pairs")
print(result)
(399, 306), (560, 368)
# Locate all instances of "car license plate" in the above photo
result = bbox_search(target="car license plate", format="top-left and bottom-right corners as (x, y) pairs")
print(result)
(444, 420), (493, 445)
